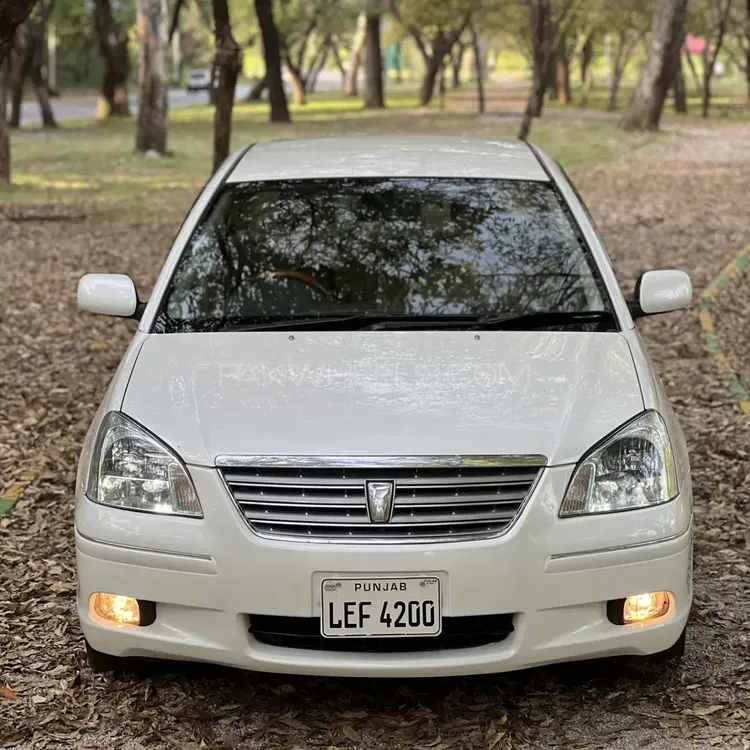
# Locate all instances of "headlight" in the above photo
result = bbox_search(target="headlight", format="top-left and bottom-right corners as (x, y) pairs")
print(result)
(560, 411), (678, 517)
(86, 412), (202, 517)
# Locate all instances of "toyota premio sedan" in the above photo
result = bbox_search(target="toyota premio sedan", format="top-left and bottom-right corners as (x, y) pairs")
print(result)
(75, 136), (693, 676)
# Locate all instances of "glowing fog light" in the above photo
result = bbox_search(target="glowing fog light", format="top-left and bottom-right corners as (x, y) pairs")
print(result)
(90, 593), (141, 627)
(623, 591), (672, 624)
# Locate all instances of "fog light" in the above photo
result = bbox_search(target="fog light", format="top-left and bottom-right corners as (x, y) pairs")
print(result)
(90, 593), (141, 627)
(623, 592), (672, 623)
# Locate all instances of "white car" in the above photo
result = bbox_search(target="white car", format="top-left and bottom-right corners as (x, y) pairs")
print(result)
(186, 68), (212, 92)
(75, 136), (693, 677)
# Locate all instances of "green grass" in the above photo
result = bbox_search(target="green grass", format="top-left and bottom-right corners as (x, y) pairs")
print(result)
(546, 77), (750, 120)
(1, 86), (663, 220)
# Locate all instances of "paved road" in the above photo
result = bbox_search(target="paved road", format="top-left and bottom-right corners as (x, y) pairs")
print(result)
(18, 85), (250, 126)
(20, 71), (344, 126)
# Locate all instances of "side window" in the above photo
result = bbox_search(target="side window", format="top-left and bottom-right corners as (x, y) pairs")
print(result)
(555, 161), (614, 268)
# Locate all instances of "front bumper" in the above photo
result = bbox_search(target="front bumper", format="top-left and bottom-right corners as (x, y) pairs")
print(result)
(76, 464), (693, 677)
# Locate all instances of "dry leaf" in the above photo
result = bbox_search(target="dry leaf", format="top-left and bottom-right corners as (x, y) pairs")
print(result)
(0, 686), (18, 701)
(341, 724), (361, 743)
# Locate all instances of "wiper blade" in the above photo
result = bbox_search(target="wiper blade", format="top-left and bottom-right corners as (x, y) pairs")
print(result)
(222, 314), (414, 332)
(473, 310), (617, 331)
(217, 311), (616, 332)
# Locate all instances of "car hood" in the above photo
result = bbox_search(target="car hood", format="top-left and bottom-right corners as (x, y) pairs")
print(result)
(122, 331), (644, 467)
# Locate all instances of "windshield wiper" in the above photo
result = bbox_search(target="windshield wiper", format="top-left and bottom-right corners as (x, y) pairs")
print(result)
(221, 314), (435, 332)
(473, 310), (617, 331)
(218, 311), (616, 332)
(362, 311), (616, 331)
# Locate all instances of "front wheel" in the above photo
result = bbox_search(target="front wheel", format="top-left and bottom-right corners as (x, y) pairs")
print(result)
(647, 627), (686, 664)
(85, 639), (127, 673)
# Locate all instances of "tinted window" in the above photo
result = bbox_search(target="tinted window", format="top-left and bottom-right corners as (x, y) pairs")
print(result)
(154, 178), (611, 332)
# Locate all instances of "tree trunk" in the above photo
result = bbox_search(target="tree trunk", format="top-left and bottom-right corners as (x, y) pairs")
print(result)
(0, 58), (9, 184)
(93, 0), (130, 117)
(672, 46), (687, 113)
(305, 41), (328, 93)
(419, 53), (443, 106)
(254, 0), (289, 122)
(519, 0), (552, 141)
(344, 13), (366, 97)
(607, 65), (624, 111)
(211, 0), (240, 173)
(546, 49), (558, 100)
(620, 0), (688, 131)
(306, 56), (325, 93)
(700, 2), (729, 119)
(9, 41), (32, 128)
(579, 70), (594, 106)
(0, 0), (36, 66)
(285, 60), (305, 105)
(556, 51), (570, 105)
(136, 0), (168, 154)
(451, 42), (464, 88)
(580, 33), (593, 85)
(471, 23), (484, 114)
(701, 49), (711, 118)
(330, 38), (346, 87)
(30, 56), (57, 127)
(363, 13), (383, 108)
(246, 74), (267, 100)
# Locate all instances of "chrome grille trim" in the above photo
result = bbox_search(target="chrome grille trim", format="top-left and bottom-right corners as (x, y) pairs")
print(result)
(219, 456), (545, 544)
(216, 454), (547, 468)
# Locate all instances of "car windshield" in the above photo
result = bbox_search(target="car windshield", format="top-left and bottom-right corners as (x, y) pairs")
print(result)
(154, 177), (612, 333)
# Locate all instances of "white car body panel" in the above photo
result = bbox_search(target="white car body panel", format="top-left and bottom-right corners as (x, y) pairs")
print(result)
(228, 136), (549, 184)
(76, 136), (693, 677)
(120, 331), (643, 467)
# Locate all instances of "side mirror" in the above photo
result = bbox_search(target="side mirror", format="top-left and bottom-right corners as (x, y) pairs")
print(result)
(77, 274), (144, 319)
(628, 270), (692, 319)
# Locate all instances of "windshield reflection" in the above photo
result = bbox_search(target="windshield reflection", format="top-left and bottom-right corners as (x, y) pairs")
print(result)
(155, 177), (610, 333)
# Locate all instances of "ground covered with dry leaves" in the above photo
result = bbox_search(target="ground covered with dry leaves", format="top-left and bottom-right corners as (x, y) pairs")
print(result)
(2, 124), (750, 750)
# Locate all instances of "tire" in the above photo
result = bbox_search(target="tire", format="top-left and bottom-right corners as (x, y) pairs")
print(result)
(85, 640), (164, 676)
(85, 639), (126, 674)
(647, 627), (686, 664)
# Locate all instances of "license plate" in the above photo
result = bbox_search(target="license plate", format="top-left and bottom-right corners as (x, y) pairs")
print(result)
(321, 576), (441, 638)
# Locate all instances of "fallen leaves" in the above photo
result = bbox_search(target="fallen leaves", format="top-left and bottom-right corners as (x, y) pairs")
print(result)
(1, 685), (19, 701)
(2, 125), (750, 749)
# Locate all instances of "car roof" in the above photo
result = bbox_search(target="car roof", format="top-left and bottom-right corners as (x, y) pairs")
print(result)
(227, 135), (549, 183)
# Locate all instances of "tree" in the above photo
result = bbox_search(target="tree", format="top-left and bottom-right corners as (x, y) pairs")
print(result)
(670, 27), (688, 113)
(602, 0), (651, 111)
(620, 0), (689, 131)
(688, 0), (733, 118)
(136, 0), (168, 154)
(93, 0), (130, 117)
(275, 0), (343, 106)
(391, 0), (473, 106)
(724, 1), (750, 98)
(255, 0), (290, 121)
(519, 0), (551, 139)
(344, 11), (366, 95)
(470, 21), (484, 113)
(211, 0), (240, 172)
(364, 8), (384, 107)
(0, 0), (37, 184)
(0, 0), (37, 63)
(8, 3), (58, 129)
(450, 37), (466, 87)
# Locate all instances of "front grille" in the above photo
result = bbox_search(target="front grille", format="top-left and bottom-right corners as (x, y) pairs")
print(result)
(248, 614), (514, 652)
(219, 458), (543, 543)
